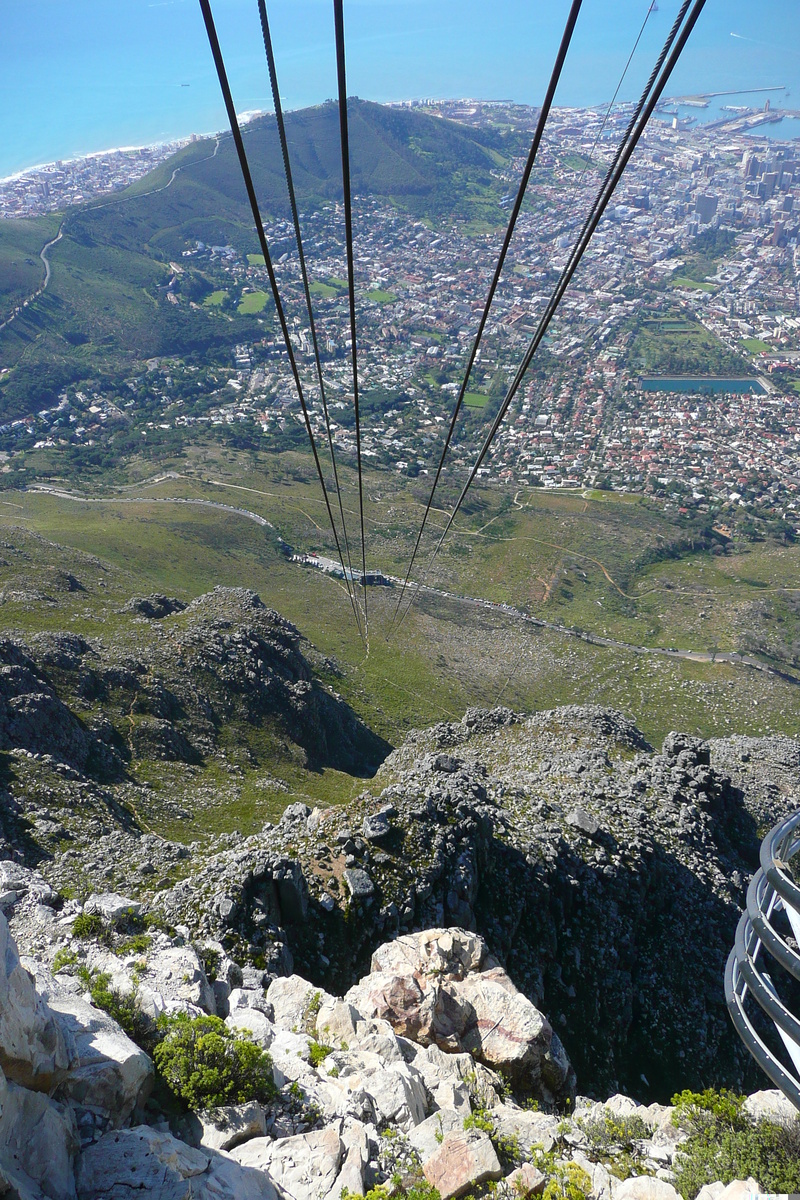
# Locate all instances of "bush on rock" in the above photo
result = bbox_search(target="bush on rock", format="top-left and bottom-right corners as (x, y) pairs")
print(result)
(153, 1013), (276, 1111)
(671, 1087), (800, 1197)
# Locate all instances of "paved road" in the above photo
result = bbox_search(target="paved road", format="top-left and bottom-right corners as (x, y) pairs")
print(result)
(0, 136), (220, 333)
(27, 486), (274, 530)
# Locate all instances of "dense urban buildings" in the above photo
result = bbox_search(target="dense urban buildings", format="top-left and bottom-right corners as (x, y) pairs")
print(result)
(3, 101), (799, 526)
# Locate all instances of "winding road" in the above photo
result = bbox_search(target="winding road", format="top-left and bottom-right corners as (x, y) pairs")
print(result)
(0, 135), (221, 335)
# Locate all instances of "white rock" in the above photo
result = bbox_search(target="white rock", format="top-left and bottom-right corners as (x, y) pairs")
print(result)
(232, 1123), (343, 1198)
(199, 1151), (279, 1200)
(267, 974), (333, 1032)
(614, 1178), (680, 1200)
(423, 1129), (503, 1200)
(226, 1008), (275, 1050)
(717, 1180), (762, 1200)
(266, 976), (334, 1035)
(349, 1061), (427, 1131)
(490, 1105), (560, 1155)
(456, 969), (552, 1085)
(413, 1043), (498, 1113)
(199, 1101), (267, 1152)
(47, 993), (153, 1125)
(568, 1150), (620, 1200)
(316, 1000), (361, 1048)
(694, 1184), (726, 1200)
(504, 1164), (546, 1197)
(83, 893), (141, 922)
(602, 1094), (641, 1118)
(371, 929), (490, 979)
(228, 988), (273, 1017)
(0, 1066), (79, 1200)
(408, 1109), (464, 1164)
(0, 862), (56, 908)
(743, 1088), (798, 1124)
(77, 1126), (208, 1198)
(325, 1119), (371, 1200)
(138, 945), (215, 1015)
(0, 1159), (47, 1200)
(0, 912), (72, 1089)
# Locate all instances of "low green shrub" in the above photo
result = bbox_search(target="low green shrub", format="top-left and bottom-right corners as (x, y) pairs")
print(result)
(115, 933), (151, 956)
(542, 1162), (592, 1200)
(197, 946), (221, 983)
(308, 1041), (334, 1068)
(52, 947), (78, 973)
(463, 1108), (495, 1134)
(671, 1087), (800, 1197)
(153, 1013), (276, 1111)
(72, 912), (104, 939)
(579, 1110), (652, 1178)
(76, 966), (148, 1043)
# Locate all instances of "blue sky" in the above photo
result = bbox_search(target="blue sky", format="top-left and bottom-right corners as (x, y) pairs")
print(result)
(0, 0), (798, 176)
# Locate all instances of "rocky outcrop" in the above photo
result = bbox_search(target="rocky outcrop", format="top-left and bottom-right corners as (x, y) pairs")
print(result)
(0, 908), (795, 1200)
(0, 587), (390, 871)
(144, 705), (798, 1101)
(0, 907), (71, 1090)
(344, 929), (574, 1106)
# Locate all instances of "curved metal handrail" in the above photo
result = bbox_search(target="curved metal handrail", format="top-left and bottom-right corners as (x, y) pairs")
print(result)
(725, 809), (800, 1112)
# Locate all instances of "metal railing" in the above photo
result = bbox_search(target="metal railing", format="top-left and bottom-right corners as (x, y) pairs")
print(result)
(725, 810), (800, 1110)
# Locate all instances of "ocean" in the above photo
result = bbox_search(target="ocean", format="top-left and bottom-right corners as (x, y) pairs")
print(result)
(1, 0), (799, 180)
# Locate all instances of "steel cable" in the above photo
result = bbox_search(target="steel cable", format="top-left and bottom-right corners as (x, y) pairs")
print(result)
(388, 0), (584, 631)
(198, 0), (366, 641)
(333, 0), (369, 639)
(395, 0), (705, 629)
(257, 0), (364, 639)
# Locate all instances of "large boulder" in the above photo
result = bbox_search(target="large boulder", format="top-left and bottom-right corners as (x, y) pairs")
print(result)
(0, 911), (72, 1090)
(47, 994), (153, 1125)
(77, 1126), (278, 1200)
(345, 928), (574, 1105)
(422, 1129), (503, 1200)
(0, 1065), (79, 1200)
(266, 976), (334, 1035)
(232, 1123), (343, 1198)
(198, 1102), (267, 1152)
(136, 944), (216, 1017)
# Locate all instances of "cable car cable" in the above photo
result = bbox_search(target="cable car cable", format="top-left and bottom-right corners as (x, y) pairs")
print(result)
(391, 0), (662, 635)
(395, 0), (705, 628)
(333, 0), (369, 637)
(198, 0), (366, 641)
(388, 0), (584, 631)
(257, 0), (364, 637)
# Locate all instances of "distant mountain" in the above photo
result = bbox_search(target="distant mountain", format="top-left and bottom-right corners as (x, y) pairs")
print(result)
(0, 101), (520, 408)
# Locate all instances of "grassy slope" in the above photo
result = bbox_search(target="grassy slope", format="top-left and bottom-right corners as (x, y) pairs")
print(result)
(0, 215), (62, 316)
(1, 443), (797, 846)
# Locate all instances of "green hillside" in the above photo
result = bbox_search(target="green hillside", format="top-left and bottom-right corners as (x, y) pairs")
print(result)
(0, 101), (517, 411)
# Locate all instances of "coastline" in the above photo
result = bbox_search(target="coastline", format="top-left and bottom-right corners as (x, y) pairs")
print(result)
(0, 109), (268, 186)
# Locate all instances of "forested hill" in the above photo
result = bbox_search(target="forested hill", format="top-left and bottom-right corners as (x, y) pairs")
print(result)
(0, 100), (518, 414)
